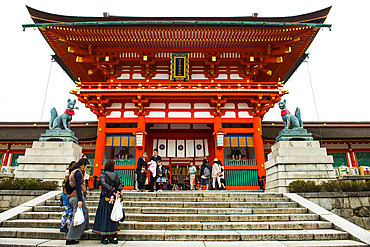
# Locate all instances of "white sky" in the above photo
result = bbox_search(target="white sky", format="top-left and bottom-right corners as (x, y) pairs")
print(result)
(1, 0), (369, 123)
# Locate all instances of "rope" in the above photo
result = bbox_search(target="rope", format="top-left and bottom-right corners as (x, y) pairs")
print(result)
(305, 60), (323, 145)
(38, 58), (54, 137)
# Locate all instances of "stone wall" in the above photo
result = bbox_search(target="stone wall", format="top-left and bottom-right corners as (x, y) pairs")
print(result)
(0, 190), (49, 209)
(299, 191), (370, 229)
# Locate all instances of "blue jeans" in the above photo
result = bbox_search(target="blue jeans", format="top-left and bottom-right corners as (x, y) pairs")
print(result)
(164, 181), (169, 190)
(61, 192), (73, 228)
(200, 178), (209, 187)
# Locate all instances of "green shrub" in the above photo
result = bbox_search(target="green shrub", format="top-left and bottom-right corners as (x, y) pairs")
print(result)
(320, 180), (341, 192)
(0, 178), (58, 190)
(289, 179), (370, 193)
(339, 180), (367, 192)
(289, 180), (321, 193)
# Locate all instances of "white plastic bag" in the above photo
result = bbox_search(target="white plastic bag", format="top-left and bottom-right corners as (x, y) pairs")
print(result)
(110, 195), (123, 222)
(73, 207), (85, 226)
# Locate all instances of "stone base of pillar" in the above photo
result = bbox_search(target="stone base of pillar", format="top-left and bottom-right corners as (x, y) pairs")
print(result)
(16, 141), (82, 186)
(265, 141), (336, 193)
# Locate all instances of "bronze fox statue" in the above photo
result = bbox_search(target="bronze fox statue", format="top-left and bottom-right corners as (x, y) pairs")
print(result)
(49, 99), (79, 130)
(278, 99), (303, 130)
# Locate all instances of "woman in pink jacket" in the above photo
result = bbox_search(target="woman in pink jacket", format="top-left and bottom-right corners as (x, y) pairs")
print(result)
(212, 158), (222, 190)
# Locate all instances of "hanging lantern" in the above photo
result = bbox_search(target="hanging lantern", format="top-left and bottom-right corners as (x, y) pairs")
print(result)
(216, 132), (224, 147)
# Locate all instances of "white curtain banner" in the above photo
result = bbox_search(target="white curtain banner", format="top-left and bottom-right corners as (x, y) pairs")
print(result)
(157, 139), (167, 157)
(176, 140), (185, 157)
(167, 140), (176, 157)
(186, 140), (194, 157)
(195, 139), (204, 157)
(152, 139), (158, 155)
(204, 139), (209, 157)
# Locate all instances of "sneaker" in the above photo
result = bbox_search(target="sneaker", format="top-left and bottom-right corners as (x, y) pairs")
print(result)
(60, 227), (68, 233)
(110, 237), (119, 244)
(66, 240), (79, 245)
(101, 238), (109, 245)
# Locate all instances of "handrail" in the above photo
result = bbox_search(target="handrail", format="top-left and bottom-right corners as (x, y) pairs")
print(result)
(76, 80), (282, 91)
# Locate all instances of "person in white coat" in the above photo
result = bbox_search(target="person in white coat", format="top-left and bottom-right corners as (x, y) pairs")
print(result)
(211, 158), (222, 190)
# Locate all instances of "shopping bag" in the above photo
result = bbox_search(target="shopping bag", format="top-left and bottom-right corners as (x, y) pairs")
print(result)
(73, 207), (85, 226)
(110, 195), (123, 222)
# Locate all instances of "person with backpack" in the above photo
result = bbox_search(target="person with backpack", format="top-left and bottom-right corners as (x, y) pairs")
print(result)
(93, 160), (124, 244)
(60, 161), (76, 233)
(66, 158), (90, 245)
(199, 159), (211, 191)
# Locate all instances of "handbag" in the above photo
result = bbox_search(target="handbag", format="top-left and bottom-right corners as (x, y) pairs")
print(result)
(218, 172), (223, 177)
(110, 195), (124, 222)
(73, 207), (85, 226)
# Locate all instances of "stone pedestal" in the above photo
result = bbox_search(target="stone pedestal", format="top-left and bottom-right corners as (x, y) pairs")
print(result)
(16, 141), (82, 186)
(39, 129), (78, 144)
(276, 128), (313, 142)
(265, 141), (336, 193)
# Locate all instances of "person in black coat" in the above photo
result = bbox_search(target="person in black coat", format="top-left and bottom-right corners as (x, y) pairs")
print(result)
(199, 159), (212, 191)
(135, 152), (147, 191)
(137, 165), (147, 192)
(149, 149), (161, 192)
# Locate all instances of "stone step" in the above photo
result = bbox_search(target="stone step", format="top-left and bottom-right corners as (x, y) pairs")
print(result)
(90, 201), (300, 208)
(2, 213), (320, 228)
(125, 213), (319, 222)
(82, 196), (290, 202)
(18, 207), (308, 220)
(0, 220), (334, 232)
(85, 191), (284, 198)
(128, 221), (333, 231)
(0, 239), (367, 247)
(32, 206), (307, 215)
(45, 198), (298, 208)
(0, 228), (350, 241)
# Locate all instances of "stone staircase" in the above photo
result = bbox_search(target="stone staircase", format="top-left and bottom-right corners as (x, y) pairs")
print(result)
(0, 190), (367, 246)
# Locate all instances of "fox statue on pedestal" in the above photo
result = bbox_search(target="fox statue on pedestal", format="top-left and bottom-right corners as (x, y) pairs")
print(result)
(278, 99), (303, 130)
(49, 99), (79, 130)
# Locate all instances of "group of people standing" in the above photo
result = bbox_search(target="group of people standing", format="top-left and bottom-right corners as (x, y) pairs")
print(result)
(61, 158), (124, 245)
(200, 158), (226, 190)
(135, 149), (226, 191)
(136, 149), (168, 192)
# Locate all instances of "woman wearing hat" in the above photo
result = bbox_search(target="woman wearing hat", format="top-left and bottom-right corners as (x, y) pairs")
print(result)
(212, 158), (222, 190)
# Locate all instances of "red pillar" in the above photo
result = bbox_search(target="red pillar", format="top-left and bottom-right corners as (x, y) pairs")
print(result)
(135, 115), (146, 161)
(253, 116), (266, 177)
(93, 116), (106, 177)
(1, 144), (11, 167)
(214, 115), (224, 163)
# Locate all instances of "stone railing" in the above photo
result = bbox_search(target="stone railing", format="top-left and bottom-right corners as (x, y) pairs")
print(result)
(299, 191), (370, 230)
(0, 190), (50, 209)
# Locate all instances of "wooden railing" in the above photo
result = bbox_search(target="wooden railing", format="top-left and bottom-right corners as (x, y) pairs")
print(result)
(77, 80), (281, 91)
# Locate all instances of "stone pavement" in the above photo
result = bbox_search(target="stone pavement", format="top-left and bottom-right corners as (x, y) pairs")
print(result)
(0, 190), (369, 246)
(0, 239), (367, 247)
